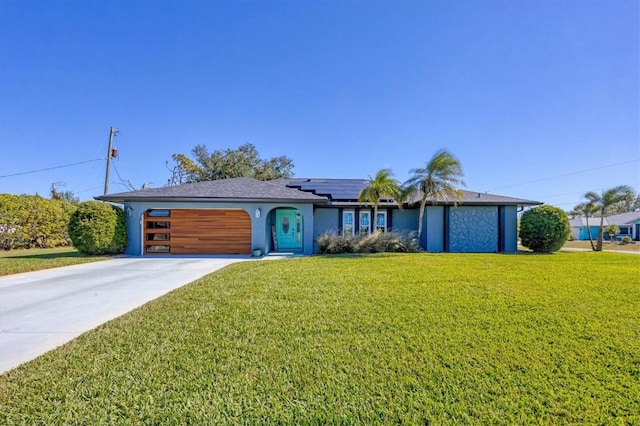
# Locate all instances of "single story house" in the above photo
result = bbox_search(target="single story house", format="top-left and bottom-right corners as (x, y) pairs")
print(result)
(569, 211), (640, 241)
(607, 212), (640, 240)
(569, 217), (607, 241)
(97, 177), (541, 256)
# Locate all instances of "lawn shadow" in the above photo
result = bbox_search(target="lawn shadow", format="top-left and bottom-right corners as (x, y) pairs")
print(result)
(1, 251), (86, 260)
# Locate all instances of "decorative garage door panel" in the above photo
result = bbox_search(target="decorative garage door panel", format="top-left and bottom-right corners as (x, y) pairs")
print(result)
(144, 209), (251, 255)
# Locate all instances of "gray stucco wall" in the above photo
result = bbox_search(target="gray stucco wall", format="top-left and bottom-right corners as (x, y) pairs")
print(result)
(449, 206), (498, 252)
(425, 206), (444, 252)
(312, 208), (339, 252)
(392, 209), (418, 237)
(308, 206), (510, 253)
(124, 201), (315, 256)
(502, 206), (518, 253)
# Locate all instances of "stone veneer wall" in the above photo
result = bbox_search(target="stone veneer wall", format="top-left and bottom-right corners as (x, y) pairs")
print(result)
(449, 206), (498, 252)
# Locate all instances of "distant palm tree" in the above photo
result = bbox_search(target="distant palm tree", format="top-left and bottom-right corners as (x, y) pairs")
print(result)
(583, 185), (633, 251)
(358, 169), (401, 232)
(575, 201), (597, 251)
(404, 150), (465, 240)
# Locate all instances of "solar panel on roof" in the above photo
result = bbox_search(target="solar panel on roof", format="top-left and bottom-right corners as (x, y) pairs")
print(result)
(292, 179), (368, 200)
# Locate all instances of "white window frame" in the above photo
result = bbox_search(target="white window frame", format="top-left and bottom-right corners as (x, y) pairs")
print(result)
(342, 210), (355, 237)
(359, 210), (371, 236)
(375, 210), (387, 232)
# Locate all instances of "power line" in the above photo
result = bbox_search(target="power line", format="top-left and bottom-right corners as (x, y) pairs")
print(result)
(528, 181), (640, 202)
(0, 158), (105, 178)
(487, 159), (640, 192)
(111, 161), (135, 191)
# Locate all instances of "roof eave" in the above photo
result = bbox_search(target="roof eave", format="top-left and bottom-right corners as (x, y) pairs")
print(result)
(95, 195), (328, 204)
(405, 201), (543, 207)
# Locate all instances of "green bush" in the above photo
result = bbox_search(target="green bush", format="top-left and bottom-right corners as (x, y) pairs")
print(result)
(519, 205), (571, 253)
(317, 231), (418, 254)
(604, 224), (620, 241)
(0, 194), (77, 249)
(68, 201), (127, 255)
(621, 236), (632, 244)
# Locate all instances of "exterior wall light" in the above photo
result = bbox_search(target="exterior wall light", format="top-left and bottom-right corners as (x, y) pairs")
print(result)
(255, 208), (261, 219)
(125, 206), (133, 217)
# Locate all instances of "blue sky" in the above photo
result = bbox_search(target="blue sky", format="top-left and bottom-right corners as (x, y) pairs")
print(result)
(1, 0), (638, 210)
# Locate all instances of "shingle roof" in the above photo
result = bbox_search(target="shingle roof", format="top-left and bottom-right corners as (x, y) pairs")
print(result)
(280, 178), (541, 206)
(568, 212), (640, 227)
(604, 211), (640, 226)
(569, 217), (607, 227)
(96, 177), (541, 207)
(96, 178), (328, 203)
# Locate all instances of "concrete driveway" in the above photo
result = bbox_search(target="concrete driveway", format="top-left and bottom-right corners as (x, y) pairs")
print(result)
(0, 256), (249, 374)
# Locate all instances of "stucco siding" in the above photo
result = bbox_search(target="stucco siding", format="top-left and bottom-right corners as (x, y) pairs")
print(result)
(449, 206), (498, 252)
(502, 206), (518, 253)
(578, 226), (600, 241)
(425, 206), (444, 252)
(312, 208), (339, 252)
(392, 209), (419, 236)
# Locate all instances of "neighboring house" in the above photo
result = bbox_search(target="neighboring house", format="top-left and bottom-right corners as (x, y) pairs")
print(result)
(605, 211), (640, 241)
(569, 211), (640, 241)
(569, 217), (606, 241)
(96, 177), (541, 256)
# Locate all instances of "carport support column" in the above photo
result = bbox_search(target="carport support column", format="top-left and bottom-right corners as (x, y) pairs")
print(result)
(251, 207), (267, 255)
(124, 203), (144, 256)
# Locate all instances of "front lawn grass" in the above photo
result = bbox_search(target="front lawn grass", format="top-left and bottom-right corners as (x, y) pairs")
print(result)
(1, 252), (638, 424)
(0, 247), (108, 276)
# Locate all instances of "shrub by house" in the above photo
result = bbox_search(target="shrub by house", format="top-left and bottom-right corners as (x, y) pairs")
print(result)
(0, 194), (77, 250)
(519, 205), (571, 253)
(68, 201), (127, 255)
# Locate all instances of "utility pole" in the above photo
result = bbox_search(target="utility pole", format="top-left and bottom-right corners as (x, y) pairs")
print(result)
(103, 127), (119, 195)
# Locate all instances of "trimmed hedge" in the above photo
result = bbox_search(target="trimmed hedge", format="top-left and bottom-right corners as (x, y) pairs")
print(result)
(68, 201), (127, 255)
(519, 205), (571, 253)
(0, 194), (77, 250)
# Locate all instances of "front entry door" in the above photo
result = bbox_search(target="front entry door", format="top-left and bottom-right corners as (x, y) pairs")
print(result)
(275, 209), (302, 251)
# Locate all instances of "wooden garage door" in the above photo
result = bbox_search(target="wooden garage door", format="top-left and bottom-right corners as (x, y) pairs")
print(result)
(144, 209), (251, 255)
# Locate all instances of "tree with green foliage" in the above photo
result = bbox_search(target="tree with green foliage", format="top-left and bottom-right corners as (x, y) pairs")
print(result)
(404, 150), (465, 240)
(570, 187), (639, 217)
(50, 182), (79, 203)
(519, 205), (571, 253)
(604, 186), (639, 214)
(68, 201), (127, 255)
(358, 169), (401, 232)
(0, 194), (76, 249)
(603, 224), (620, 242)
(583, 185), (633, 251)
(168, 143), (294, 185)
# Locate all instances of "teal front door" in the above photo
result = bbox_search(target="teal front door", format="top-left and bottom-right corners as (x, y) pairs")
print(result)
(275, 209), (302, 251)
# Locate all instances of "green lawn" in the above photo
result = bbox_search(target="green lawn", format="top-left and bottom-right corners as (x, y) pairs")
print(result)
(1, 253), (638, 424)
(0, 247), (108, 276)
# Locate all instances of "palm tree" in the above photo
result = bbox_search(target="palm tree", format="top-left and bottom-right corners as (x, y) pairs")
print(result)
(404, 150), (465, 240)
(575, 201), (597, 251)
(358, 169), (401, 233)
(583, 185), (634, 251)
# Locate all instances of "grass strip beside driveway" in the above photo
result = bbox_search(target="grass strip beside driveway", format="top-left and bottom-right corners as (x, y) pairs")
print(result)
(0, 247), (108, 276)
(1, 252), (638, 424)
